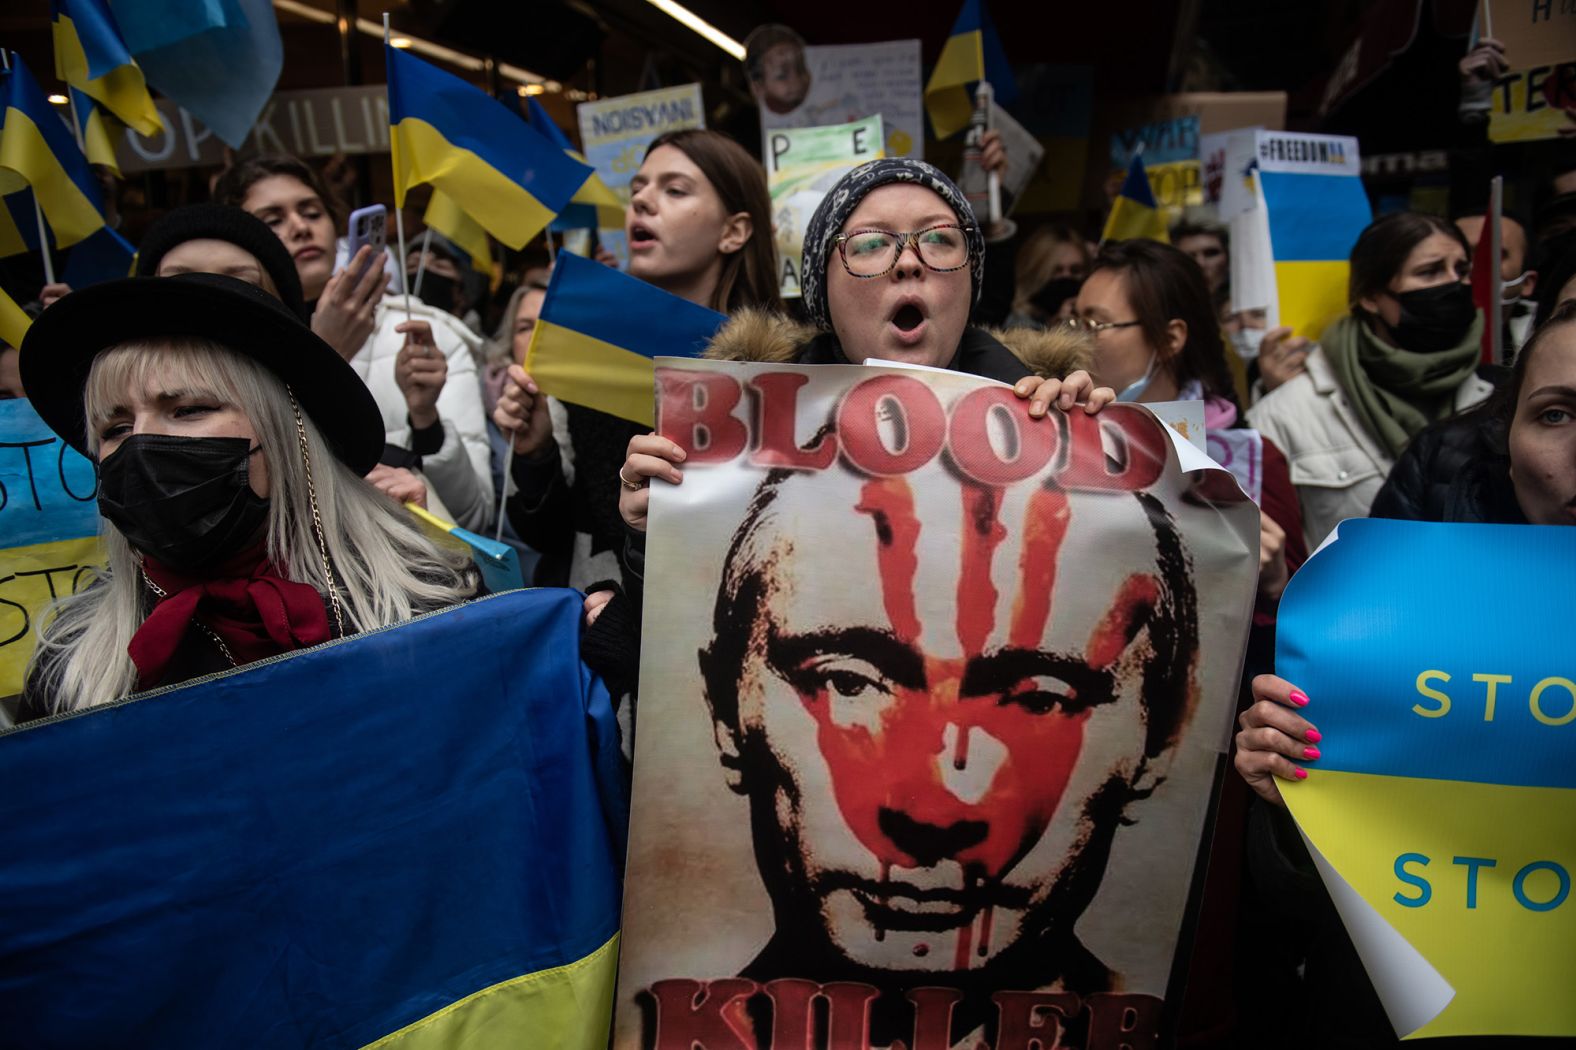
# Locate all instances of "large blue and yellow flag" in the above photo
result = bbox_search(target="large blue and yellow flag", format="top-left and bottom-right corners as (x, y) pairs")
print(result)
(108, 0), (281, 148)
(526, 97), (624, 233)
(1101, 152), (1169, 244)
(525, 250), (724, 426)
(1277, 519), (1575, 1040)
(924, 0), (1018, 140)
(0, 53), (105, 249)
(0, 588), (628, 1048)
(387, 44), (592, 249)
(50, 0), (162, 137)
(1258, 148), (1371, 340)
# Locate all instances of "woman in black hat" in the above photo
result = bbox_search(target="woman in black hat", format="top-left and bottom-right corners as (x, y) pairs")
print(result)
(15, 272), (480, 720)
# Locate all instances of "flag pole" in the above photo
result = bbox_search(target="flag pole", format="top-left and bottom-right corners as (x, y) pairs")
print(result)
(1489, 174), (1503, 366)
(66, 93), (88, 154)
(384, 14), (414, 325)
(413, 227), (432, 299)
(979, 82), (1001, 225)
(544, 228), (557, 265)
(32, 197), (56, 286)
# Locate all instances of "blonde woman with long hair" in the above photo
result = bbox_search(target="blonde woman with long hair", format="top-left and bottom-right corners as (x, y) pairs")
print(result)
(17, 273), (480, 720)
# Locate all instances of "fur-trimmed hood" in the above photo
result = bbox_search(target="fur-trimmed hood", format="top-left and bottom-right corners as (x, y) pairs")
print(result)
(703, 307), (1091, 380)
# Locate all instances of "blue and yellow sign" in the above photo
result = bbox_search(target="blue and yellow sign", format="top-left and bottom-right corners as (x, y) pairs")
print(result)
(1277, 518), (1575, 1040)
(0, 398), (101, 697)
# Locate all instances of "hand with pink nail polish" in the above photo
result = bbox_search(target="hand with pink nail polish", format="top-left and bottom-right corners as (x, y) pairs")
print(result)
(1234, 673), (1321, 807)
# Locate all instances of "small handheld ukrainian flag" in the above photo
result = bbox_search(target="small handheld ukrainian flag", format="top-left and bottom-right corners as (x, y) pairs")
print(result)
(387, 44), (593, 249)
(1101, 152), (1169, 245)
(50, 0), (163, 137)
(525, 252), (725, 426)
(69, 88), (121, 174)
(525, 97), (624, 233)
(924, 0), (1018, 140)
(0, 53), (105, 249)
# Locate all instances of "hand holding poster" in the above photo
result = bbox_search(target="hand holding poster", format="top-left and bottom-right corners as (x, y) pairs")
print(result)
(766, 117), (884, 299)
(0, 399), (101, 698)
(1276, 519), (1576, 1040)
(616, 360), (1260, 1049)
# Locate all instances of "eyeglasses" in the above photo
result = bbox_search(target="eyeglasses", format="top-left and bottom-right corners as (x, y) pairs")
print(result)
(1059, 317), (1143, 335)
(833, 224), (974, 279)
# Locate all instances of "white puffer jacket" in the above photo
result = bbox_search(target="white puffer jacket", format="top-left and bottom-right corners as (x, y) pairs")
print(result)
(348, 297), (493, 531)
(1247, 346), (1493, 548)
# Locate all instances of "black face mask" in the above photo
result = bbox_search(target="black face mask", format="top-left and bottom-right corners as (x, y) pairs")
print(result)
(1030, 276), (1084, 319)
(412, 272), (460, 314)
(97, 434), (270, 573)
(1390, 282), (1477, 354)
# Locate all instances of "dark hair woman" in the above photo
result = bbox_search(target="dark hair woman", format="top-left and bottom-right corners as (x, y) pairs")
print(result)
(1247, 212), (1494, 547)
(490, 129), (782, 595)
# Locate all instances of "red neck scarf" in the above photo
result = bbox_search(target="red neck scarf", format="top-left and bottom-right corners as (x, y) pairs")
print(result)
(128, 545), (332, 690)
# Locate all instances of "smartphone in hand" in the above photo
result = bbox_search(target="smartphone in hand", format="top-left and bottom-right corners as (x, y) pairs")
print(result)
(345, 204), (387, 282)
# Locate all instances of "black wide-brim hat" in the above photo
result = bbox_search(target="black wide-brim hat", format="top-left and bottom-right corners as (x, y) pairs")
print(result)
(20, 273), (385, 476)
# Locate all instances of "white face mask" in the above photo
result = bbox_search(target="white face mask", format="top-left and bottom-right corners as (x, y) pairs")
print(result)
(1230, 327), (1265, 362)
(1501, 271), (1531, 306)
(1114, 352), (1158, 402)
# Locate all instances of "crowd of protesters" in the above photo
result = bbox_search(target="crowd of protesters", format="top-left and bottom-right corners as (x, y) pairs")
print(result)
(1, 22), (1574, 1050)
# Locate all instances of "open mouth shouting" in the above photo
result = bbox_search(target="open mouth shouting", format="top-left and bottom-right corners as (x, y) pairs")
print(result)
(629, 222), (658, 251)
(888, 296), (930, 346)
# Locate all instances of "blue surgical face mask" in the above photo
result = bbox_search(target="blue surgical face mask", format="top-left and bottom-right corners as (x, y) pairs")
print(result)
(1115, 352), (1158, 402)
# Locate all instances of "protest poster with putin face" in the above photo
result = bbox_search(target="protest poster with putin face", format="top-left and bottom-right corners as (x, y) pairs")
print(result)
(616, 360), (1258, 1050)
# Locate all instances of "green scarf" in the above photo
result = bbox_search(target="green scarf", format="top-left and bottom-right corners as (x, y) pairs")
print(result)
(1322, 311), (1483, 459)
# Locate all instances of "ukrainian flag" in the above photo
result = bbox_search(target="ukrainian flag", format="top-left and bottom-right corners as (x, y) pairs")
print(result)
(62, 222), (136, 288)
(387, 44), (592, 249)
(0, 283), (29, 350)
(1278, 519), (1576, 1039)
(526, 251), (724, 426)
(0, 588), (628, 1048)
(51, 0), (163, 137)
(70, 87), (122, 174)
(1101, 152), (1169, 244)
(1259, 167), (1370, 340)
(0, 189), (41, 258)
(0, 54), (105, 249)
(924, 0), (1018, 140)
(423, 188), (492, 276)
(526, 97), (624, 232)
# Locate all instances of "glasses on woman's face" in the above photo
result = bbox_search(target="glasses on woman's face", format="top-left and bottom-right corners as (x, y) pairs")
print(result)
(1059, 316), (1142, 335)
(834, 224), (973, 279)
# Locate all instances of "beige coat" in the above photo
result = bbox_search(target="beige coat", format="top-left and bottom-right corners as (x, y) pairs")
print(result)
(1247, 346), (1494, 547)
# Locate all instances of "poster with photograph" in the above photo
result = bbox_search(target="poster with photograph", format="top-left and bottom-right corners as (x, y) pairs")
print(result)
(747, 27), (923, 161)
(576, 84), (706, 268)
(765, 116), (884, 300)
(615, 360), (1260, 1049)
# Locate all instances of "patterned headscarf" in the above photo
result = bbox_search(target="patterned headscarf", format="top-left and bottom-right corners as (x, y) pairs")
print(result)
(799, 158), (986, 330)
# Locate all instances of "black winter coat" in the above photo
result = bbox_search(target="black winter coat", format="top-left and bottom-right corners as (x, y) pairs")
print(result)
(1368, 408), (1525, 525)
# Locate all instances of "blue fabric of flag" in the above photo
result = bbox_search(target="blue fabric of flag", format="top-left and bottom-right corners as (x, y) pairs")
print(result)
(1118, 153), (1159, 208)
(0, 588), (628, 1048)
(117, 0), (281, 147)
(527, 96), (575, 153)
(547, 250), (723, 360)
(1259, 170), (1373, 262)
(61, 223), (135, 288)
(949, 0), (1018, 106)
(54, 0), (137, 80)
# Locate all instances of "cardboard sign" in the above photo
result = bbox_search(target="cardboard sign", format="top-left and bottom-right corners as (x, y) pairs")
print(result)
(1481, 0), (1576, 70)
(1278, 519), (1576, 1040)
(758, 39), (924, 161)
(1488, 63), (1576, 143)
(615, 361), (1260, 1049)
(0, 400), (101, 698)
(576, 85), (706, 268)
(766, 117), (885, 299)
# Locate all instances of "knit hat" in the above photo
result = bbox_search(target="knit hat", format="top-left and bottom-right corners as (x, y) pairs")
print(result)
(135, 204), (309, 321)
(799, 158), (987, 331)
